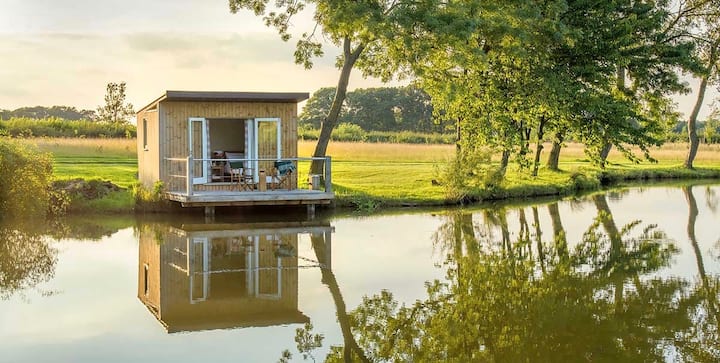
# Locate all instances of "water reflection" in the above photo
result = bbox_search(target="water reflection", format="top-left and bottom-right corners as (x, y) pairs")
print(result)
(137, 221), (333, 333)
(0, 220), (57, 300)
(2, 185), (719, 362)
(293, 186), (719, 362)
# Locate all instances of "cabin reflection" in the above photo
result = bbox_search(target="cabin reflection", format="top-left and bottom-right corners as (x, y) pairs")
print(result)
(137, 221), (332, 333)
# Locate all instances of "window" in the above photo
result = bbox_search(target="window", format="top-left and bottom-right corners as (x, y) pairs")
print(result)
(142, 119), (148, 150)
(143, 264), (149, 296)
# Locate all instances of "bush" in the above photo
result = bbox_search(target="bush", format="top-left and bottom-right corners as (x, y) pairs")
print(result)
(439, 147), (495, 202)
(0, 138), (54, 218)
(333, 123), (366, 142)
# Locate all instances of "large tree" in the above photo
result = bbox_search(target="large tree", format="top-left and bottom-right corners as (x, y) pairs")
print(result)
(675, 0), (720, 168)
(229, 0), (417, 174)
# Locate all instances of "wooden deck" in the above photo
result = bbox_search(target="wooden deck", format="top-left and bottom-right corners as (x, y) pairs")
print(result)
(166, 189), (334, 207)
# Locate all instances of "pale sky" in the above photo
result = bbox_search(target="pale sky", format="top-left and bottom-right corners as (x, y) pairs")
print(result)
(0, 0), (717, 119)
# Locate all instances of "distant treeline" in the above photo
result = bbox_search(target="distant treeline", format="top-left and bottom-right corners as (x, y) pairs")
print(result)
(668, 120), (720, 143)
(300, 86), (454, 133)
(0, 117), (136, 138)
(0, 106), (96, 121)
(299, 123), (455, 144)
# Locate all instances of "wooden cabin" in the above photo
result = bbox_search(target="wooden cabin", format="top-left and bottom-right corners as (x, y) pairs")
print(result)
(137, 221), (333, 333)
(136, 91), (334, 212)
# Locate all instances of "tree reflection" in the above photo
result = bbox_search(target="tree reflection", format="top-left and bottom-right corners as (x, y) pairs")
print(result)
(678, 186), (720, 361)
(334, 200), (720, 361)
(283, 191), (720, 362)
(0, 221), (57, 300)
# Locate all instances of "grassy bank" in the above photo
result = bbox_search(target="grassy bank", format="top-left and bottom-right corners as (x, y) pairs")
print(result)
(27, 137), (720, 212)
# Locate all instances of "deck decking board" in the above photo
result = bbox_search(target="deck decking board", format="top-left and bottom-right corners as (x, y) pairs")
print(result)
(165, 190), (334, 207)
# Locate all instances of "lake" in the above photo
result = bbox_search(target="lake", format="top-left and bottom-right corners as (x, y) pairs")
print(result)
(1, 183), (719, 362)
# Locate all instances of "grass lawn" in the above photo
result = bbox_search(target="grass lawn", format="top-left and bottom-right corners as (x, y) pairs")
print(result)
(34, 138), (138, 188)
(28, 137), (720, 209)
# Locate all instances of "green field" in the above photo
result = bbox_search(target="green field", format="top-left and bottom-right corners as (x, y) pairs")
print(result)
(30, 137), (720, 209)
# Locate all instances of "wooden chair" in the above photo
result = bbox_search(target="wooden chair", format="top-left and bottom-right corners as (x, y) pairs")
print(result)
(226, 152), (254, 191)
(271, 160), (295, 190)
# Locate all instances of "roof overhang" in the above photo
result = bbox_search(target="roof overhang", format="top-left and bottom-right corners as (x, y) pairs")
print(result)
(137, 90), (310, 113)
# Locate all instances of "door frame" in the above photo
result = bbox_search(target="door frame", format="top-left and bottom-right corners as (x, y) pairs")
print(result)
(188, 117), (209, 184)
(249, 117), (282, 182)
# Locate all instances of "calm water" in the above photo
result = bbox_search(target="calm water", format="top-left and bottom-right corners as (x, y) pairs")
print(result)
(1, 184), (719, 362)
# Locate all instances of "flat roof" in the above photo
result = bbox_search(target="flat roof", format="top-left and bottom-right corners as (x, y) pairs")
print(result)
(138, 90), (310, 113)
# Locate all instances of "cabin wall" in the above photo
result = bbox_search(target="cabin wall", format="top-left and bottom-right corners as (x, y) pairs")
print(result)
(137, 227), (162, 313)
(137, 108), (161, 188)
(159, 101), (298, 191)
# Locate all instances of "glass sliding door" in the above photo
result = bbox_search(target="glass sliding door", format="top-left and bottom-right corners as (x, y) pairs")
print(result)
(188, 117), (208, 184)
(250, 118), (281, 182)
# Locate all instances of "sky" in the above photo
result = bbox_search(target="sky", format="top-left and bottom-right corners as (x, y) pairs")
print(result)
(0, 0), (717, 119)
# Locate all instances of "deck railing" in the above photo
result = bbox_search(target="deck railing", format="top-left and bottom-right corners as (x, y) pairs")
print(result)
(164, 156), (332, 196)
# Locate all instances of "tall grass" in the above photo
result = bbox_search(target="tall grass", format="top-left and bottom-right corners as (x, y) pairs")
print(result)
(33, 137), (137, 158)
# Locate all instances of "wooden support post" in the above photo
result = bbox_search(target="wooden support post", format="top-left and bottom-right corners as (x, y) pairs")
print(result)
(186, 156), (194, 196)
(324, 156), (332, 193)
(204, 206), (215, 220)
(307, 203), (316, 218)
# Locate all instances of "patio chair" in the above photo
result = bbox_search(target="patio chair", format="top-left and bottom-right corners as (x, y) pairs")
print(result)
(271, 160), (295, 190)
(226, 152), (254, 191)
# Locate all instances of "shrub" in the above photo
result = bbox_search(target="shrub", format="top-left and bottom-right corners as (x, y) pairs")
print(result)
(439, 147), (495, 202)
(0, 138), (54, 219)
(333, 123), (366, 142)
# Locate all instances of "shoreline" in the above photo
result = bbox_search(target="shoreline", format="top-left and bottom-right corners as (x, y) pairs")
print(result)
(63, 167), (720, 215)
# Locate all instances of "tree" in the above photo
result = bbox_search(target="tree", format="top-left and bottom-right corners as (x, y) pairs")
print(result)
(96, 82), (134, 124)
(229, 0), (416, 175)
(299, 86), (440, 132)
(674, 0), (720, 168)
(298, 87), (341, 129)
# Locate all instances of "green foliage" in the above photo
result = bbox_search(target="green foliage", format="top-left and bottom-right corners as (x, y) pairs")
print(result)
(333, 123), (366, 142)
(294, 322), (324, 362)
(0, 105), (95, 120)
(130, 181), (174, 213)
(96, 82), (134, 124)
(298, 87), (336, 129)
(0, 138), (53, 219)
(299, 126), (454, 144)
(300, 86), (445, 133)
(0, 223), (57, 300)
(0, 117), (136, 138)
(439, 147), (494, 202)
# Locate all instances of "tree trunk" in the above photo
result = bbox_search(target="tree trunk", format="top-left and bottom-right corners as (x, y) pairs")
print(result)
(684, 186), (720, 327)
(599, 143), (612, 166)
(310, 37), (365, 175)
(593, 194), (624, 314)
(686, 37), (719, 168)
(498, 150), (511, 178)
(547, 132), (563, 171)
(685, 76), (708, 169)
(455, 118), (462, 154)
(311, 234), (371, 363)
(532, 116), (546, 177)
(598, 66), (627, 167)
(547, 202), (567, 258)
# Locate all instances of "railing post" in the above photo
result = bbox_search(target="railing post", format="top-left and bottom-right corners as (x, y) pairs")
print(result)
(324, 156), (332, 193)
(186, 156), (193, 196)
